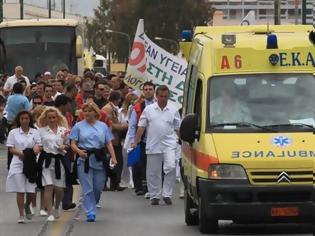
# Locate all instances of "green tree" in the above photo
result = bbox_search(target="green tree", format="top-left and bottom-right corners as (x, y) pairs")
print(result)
(87, 0), (214, 62)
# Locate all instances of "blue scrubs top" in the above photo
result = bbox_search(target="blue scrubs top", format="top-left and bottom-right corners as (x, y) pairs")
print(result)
(70, 120), (113, 169)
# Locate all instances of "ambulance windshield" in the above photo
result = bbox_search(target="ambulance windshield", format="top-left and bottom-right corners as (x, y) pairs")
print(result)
(208, 73), (315, 131)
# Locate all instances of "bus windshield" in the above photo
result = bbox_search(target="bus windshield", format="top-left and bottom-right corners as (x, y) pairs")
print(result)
(0, 26), (76, 80)
(207, 73), (315, 132)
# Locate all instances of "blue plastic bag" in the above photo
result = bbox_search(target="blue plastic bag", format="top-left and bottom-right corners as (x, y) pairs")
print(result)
(127, 144), (141, 166)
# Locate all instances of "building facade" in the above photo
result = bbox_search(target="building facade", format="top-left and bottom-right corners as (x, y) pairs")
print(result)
(211, 0), (314, 25)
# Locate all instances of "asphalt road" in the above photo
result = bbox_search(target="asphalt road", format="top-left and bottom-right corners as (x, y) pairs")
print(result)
(0, 145), (313, 236)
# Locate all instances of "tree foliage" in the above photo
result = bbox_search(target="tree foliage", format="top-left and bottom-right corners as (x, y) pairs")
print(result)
(86, 0), (214, 61)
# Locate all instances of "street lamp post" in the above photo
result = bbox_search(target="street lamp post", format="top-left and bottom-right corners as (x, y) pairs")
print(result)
(154, 37), (179, 55)
(274, 0), (281, 25)
(105, 29), (131, 72)
(301, 0), (306, 25)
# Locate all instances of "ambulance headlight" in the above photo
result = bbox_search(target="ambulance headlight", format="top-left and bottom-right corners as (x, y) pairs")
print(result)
(208, 164), (247, 180)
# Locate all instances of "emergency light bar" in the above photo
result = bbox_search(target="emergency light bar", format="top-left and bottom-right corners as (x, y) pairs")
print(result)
(266, 34), (278, 49)
(181, 30), (192, 42)
(222, 33), (236, 47)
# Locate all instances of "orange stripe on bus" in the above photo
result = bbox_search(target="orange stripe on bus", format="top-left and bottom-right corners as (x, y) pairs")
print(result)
(182, 142), (219, 172)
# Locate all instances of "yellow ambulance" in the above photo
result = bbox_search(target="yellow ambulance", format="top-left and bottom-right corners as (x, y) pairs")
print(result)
(179, 25), (315, 234)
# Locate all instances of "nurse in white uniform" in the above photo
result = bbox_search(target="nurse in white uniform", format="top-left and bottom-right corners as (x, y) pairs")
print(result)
(37, 107), (69, 222)
(6, 110), (41, 223)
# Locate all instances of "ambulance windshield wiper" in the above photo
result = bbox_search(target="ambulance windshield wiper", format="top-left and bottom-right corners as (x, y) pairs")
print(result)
(210, 122), (276, 132)
(263, 123), (315, 132)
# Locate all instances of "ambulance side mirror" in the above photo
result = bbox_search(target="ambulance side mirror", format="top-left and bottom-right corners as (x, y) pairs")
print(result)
(309, 31), (315, 46)
(180, 114), (197, 144)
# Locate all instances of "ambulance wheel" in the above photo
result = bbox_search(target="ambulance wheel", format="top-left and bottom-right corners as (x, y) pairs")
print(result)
(184, 190), (198, 226)
(198, 197), (218, 234)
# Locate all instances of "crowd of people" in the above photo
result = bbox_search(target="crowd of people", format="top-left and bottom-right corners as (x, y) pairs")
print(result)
(2, 65), (183, 223)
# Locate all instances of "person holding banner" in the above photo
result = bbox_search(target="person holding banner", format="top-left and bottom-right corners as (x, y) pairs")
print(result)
(127, 81), (155, 196)
(131, 85), (180, 206)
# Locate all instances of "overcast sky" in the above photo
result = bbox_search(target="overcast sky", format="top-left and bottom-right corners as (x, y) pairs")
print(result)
(5, 0), (100, 17)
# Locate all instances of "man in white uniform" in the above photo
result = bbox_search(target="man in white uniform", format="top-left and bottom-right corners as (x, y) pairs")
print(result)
(4, 66), (30, 96)
(132, 85), (180, 205)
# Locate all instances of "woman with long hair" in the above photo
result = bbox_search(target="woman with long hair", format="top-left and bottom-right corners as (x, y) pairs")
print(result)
(37, 107), (69, 222)
(6, 110), (42, 223)
(70, 102), (117, 222)
(120, 92), (138, 188)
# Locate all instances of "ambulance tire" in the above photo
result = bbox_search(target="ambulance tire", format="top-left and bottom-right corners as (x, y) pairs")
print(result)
(198, 197), (218, 234)
(184, 191), (199, 226)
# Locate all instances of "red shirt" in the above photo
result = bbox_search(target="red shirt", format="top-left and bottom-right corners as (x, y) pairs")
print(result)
(75, 93), (84, 110)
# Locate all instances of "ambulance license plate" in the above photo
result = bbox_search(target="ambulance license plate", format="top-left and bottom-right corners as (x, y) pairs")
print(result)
(270, 207), (299, 217)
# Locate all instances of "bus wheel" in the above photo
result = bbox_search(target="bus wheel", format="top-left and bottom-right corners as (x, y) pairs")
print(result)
(198, 197), (218, 234)
(184, 190), (198, 225)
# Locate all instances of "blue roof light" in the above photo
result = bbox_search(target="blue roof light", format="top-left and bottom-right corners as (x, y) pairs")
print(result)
(181, 30), (192, 42)
(267, 34), (278, 49)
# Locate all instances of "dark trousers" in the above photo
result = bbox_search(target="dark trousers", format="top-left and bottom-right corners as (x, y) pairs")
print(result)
(62, 151), (73, 208)
(0, 117), (6, 143)
(6, 122), (14, 170)
(132, 142), (147, 192)
(107, 144), (123, 189)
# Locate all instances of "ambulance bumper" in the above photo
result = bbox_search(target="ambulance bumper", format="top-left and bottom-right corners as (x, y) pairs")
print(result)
(198, 178), (315, 223)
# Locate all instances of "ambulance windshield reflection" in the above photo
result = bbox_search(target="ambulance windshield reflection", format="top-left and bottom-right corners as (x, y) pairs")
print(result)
(208, 73), (315, 130)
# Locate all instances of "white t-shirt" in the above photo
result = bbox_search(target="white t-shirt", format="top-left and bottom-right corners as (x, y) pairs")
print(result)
(38, 126), (68, 155)
(6, 127), (41, 174)
(4, 74), (30, 91)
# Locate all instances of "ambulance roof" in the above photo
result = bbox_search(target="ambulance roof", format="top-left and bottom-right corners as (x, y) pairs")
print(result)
(194, 25), (314, 49)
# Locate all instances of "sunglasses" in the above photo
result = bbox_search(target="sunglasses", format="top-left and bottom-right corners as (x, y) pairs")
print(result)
(33, 102), (42, 105)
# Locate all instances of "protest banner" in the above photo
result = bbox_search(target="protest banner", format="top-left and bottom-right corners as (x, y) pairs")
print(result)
(125, 19), (187, 109)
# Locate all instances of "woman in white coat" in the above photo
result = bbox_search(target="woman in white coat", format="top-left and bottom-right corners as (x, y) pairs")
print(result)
(6, 110), (42, 223)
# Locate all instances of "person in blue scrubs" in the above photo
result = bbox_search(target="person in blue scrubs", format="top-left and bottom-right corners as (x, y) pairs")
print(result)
(70, 102), (117, 222)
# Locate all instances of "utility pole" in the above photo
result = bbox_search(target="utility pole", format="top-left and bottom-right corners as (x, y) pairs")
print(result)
(0, 0), (3, 23)
(48, 0), (51, 18)
(274, 0), (281, 25)
(62, 0), (65, 19)
(301, 0), (306, 24)
(20, 0), (24, 20)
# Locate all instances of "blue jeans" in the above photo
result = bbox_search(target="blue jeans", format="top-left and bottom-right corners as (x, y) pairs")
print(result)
(77, 161), (106, 216)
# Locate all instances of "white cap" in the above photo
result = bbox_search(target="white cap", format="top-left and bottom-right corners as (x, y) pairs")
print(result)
(44, 71), (51, 76)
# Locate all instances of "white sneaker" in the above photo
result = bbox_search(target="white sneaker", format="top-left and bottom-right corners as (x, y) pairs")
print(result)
(96, 203), (102, 209)
(54, 208), (61, 219)
(17, 217), (25, 224)
(144, 192), (150, 199)
(39, 209), (48, 216)
(47, 215), (55, 222)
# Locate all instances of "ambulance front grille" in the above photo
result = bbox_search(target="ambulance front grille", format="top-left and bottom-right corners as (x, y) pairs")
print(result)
(248, 170), (313, 185)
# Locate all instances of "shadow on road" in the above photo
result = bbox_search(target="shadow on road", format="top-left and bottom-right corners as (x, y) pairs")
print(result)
(214, 222), (313, 235)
